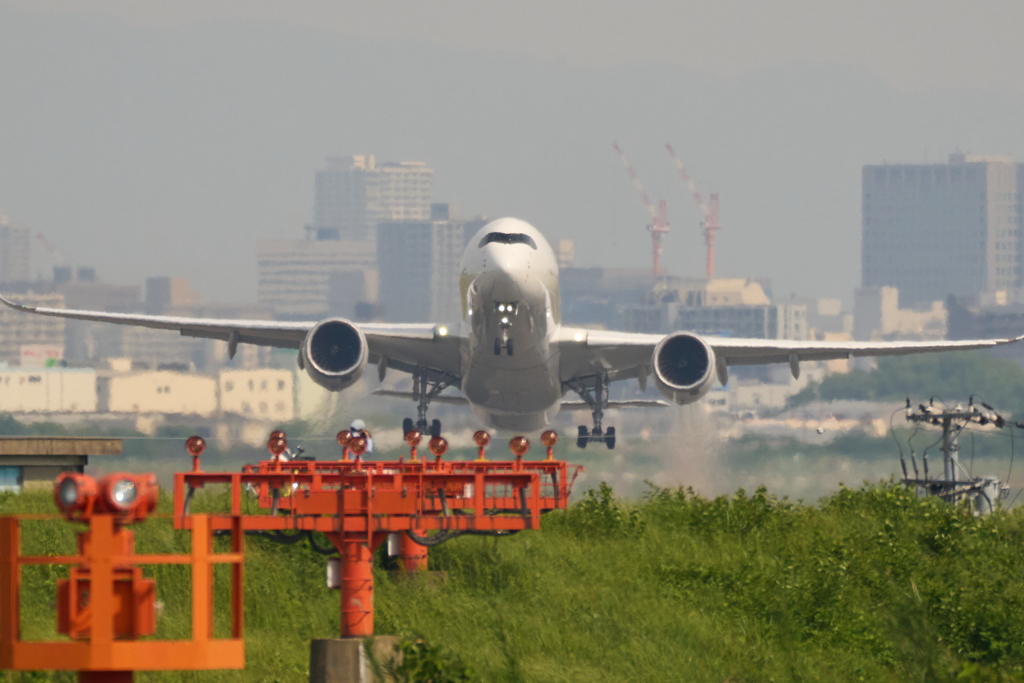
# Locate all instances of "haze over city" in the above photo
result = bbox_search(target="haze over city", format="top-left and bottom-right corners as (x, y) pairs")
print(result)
(1, 1), (1024, 304)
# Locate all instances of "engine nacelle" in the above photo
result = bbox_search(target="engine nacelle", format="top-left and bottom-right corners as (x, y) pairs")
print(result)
(299, 319), (368, 391)
(651, 332), (717, 405)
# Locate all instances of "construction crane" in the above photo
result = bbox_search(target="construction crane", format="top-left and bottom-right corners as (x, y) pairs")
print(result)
(613, 142), (669, 278)
(666, 144), (723, 280)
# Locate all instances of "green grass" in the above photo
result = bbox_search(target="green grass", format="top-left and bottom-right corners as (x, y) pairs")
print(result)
(4, 481), (1024, 681)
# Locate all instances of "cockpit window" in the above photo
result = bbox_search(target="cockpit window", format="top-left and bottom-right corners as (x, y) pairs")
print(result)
(478, 232), (538, 250)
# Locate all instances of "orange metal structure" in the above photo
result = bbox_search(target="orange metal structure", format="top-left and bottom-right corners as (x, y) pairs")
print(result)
(173, 435), (581, 637)
(0, 512), (245, 680)
(0, 431), (580, 677)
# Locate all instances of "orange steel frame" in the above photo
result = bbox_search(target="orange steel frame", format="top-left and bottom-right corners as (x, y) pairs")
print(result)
(0, 513), (245, 677)
(173, 456), (581, 636)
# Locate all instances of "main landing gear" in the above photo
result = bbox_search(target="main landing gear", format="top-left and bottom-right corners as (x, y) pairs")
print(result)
(567, 373), (616, 450)
(402, 368), (456, 439)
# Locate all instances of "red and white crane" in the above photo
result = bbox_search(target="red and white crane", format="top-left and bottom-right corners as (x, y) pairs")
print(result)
(613, 142), (669, 278)
(666, 143), (722, 280)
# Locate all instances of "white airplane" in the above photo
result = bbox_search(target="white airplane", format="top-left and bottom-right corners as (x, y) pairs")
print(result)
(2, 217), (1021, 449)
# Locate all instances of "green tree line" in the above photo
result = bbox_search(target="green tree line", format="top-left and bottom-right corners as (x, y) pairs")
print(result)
(789, 351), (1024, 414)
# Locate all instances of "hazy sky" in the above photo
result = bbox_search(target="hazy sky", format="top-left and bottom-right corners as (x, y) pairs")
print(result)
(1, 2), (1023, 307)
(12, 1), (1024, 91)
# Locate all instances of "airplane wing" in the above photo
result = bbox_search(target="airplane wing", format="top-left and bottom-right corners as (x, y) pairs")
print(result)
(560, 328), (1024, 384)
(0, 294), (462, 378)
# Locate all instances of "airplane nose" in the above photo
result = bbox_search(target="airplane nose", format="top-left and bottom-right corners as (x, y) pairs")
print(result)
(483, 244), (522, 273)
(474, 258), (543, 304)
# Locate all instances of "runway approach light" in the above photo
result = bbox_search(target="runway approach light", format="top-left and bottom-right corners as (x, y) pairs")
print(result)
(434, 325), (449, 339)
(429, 436), (448, 458)
(268, 435), (287, 459)
(54, 472), (97, 518)
(474, 430), (490, 461)
(510, 436), (530, 457)
(541, 430), (558, 461)
(54, 472), (157, 523)
(574, 332), (584, 342)
(349, 437), (368, 457)
(406, 429), (423, 461)
(186, 435), (206, 471)
(337, 430), (352, 447)
(186, 436), (206, 457)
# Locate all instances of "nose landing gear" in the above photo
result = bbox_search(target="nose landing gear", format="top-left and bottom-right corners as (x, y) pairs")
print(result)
(568, 373), (616, 450)
(493, 335), (514, 356)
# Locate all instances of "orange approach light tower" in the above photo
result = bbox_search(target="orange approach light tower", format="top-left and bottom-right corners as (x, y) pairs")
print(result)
(1, 430), (581, 678)
(174, 431), (582, 637)
(0, 440), (245, 681)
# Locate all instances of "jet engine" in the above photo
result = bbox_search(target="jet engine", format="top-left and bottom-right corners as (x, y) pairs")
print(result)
(298, 319), (368, 391)
(651, 332), (717, 405)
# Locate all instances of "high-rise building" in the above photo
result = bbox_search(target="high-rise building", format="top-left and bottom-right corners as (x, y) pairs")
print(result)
(257, 238), (377, 319)
(377, 220), (465, 323)
(0, 215), (30, 284)
(311, 156), (434, 242)
(862, 154), (1023, 307)
(145, 277), (201, 314)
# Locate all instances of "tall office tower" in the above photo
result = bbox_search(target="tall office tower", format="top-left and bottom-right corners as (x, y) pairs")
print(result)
(862, 154), (1023, 307)
(311, 156), (434, 242)
(257, 239), (377, 319)
(0, 214), (30, 284)
(377, 220), (465, 323)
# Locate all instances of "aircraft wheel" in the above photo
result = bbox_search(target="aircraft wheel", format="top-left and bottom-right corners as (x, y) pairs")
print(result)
(402, 418), (414, 436)
(430, 419), (442, 438)
(494, 338), (501, 355)
(577, 425), (589, 449)
(507, 338), (514, 356)
(605, 426), (616, 450)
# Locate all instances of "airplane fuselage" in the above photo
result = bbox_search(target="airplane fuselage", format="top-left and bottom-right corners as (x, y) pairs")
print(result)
(459, 218), (564, 430)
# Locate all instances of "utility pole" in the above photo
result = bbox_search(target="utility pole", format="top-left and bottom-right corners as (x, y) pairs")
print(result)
(901, 398), (1009, 514)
